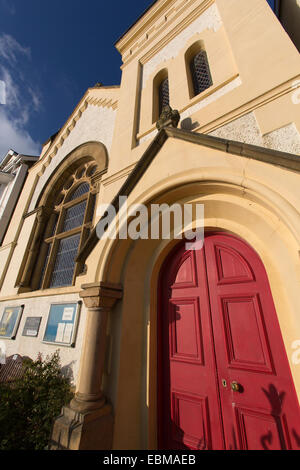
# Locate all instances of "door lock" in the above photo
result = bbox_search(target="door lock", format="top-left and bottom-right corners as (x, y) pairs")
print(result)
(222, 379), (227, 388)
(231, 381), (241, 392)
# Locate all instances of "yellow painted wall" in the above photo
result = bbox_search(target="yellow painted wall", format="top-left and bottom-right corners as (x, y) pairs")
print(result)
(0, 0), (300, 449)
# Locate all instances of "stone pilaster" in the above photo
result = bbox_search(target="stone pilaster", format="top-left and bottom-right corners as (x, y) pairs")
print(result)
(18, 206), (51, 291)
(50, 281), (122, 450)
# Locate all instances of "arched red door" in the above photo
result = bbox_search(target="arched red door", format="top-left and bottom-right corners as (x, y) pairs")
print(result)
(158, 233), (300, 450)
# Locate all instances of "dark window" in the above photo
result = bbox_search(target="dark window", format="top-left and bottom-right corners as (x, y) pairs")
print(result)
(190, 50), (212, 96)
(49, 234), (81, 288)
(69, 182), (90, 201)
(159, 77), (170, 116)
(35, 162), (97, 290)
(62, 200), (87, 233)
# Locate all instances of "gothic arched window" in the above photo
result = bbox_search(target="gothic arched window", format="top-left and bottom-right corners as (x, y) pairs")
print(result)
(189, 49), (212, 97)
(35, 161), (98, 290)
(158, 77), (170, 116)
(152, 69), (170, 123)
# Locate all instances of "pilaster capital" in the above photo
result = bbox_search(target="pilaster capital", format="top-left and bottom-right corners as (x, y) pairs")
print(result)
(79, 281), (123, 309)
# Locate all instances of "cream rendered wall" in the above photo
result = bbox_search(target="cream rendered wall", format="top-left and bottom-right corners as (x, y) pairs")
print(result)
(0, 293), (87, 385)
(0, 0), (300, 431)
(110, 0), (300, 180)
(0, 100), (117, 377)
(0, 101), (117, 294)
(92, 137), (300, 448)
(29, 103), (117, 212)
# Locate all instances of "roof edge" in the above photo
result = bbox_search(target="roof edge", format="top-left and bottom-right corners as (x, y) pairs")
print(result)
(77, 127), (300, 264)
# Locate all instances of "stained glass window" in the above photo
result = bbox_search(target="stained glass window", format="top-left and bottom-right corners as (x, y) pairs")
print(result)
(69, 183), (90, 201)
(50, 234), (81, 288)
(34, 162), (98, 290)
(62, 200), (87, 233)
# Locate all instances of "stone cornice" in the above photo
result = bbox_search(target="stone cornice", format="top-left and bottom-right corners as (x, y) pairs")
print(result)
(139, 0), (214, 66)
(0, 286), (81, 303)
(115, 0), (174, 53)
(102, 162), (136, 187)
(116, 0), (213, 67)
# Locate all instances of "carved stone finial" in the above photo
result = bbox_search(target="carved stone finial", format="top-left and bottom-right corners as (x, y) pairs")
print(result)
(156, 105), (180, 131)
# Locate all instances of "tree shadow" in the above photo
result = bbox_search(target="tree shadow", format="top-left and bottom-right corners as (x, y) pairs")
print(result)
(61, 360), (75, 384)
(261, 384), (286, 450)
(170, 421), (207, 450)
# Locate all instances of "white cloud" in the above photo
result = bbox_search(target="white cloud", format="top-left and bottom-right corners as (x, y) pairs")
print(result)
(0, 34), (41, 159)
(0, 33), (30, 63)
(0, 80), (5, 104)
(0, 109), (40, 159)
(0, 65), (21, 109)
(28, 87), (42, 112)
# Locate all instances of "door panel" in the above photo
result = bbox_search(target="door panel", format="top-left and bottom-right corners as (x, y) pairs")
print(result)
(158, 233), (300, 450)
(234, 405), (289, 450)
(169, 298), (204, 364)
(204, 233), (300, 450)
(220, 295), (273, 372)
(171, 392), (210, 450)
(158, 247), (225, 450)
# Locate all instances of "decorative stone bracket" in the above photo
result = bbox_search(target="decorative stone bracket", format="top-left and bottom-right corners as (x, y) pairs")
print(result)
(156, 105), (180, 131)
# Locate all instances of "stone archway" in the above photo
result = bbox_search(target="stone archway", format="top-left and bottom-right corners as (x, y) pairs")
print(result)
(51, 178), (300, 450)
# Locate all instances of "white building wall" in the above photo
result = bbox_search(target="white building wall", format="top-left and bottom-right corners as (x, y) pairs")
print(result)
(28, 104), (117, 212)
(0, 293), (87, 385)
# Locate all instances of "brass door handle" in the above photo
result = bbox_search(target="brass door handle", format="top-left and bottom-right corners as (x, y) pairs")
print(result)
(231, 381), (240, 392)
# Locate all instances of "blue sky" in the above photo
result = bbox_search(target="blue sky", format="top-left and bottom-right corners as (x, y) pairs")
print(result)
(0, 0), (154, 159)
(0, 0), (277, 160)
(267, 0), (276, 10)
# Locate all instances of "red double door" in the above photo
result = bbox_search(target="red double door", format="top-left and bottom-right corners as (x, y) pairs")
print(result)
(158, 233), (300, 450)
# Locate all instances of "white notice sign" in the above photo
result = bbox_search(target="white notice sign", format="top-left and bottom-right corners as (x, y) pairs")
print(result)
(62, 307), (74, 321)
(27, 330), (37, 337)
(55, 323), (65, 343)
(63, 323), (73, 344)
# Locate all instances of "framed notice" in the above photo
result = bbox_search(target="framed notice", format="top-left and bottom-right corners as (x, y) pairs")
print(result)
(43, 302), (81, 347)
(0, 305), (24, 339)
(22, 317), (42, 337)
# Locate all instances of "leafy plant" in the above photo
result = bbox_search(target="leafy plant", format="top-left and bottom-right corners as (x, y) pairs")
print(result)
(0, 350), (73, 450)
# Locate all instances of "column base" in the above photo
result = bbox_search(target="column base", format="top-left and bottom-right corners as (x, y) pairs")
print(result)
(70, 392), (106, 412)
(49, 403), (113, 450)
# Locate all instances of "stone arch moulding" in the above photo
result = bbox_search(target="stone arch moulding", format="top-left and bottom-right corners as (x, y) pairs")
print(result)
(37, 141), (108, 209)
(16, 141), (108, 292)
(94, 172), (300, 286)
(93, 179), (300, 449)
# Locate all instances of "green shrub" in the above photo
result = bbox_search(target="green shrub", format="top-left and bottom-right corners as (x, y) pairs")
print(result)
(0, 350), (74, 450)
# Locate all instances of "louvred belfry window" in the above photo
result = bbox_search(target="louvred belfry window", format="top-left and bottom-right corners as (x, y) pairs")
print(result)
(190, 50), (213, 96)
(35, 162), (98, 289)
